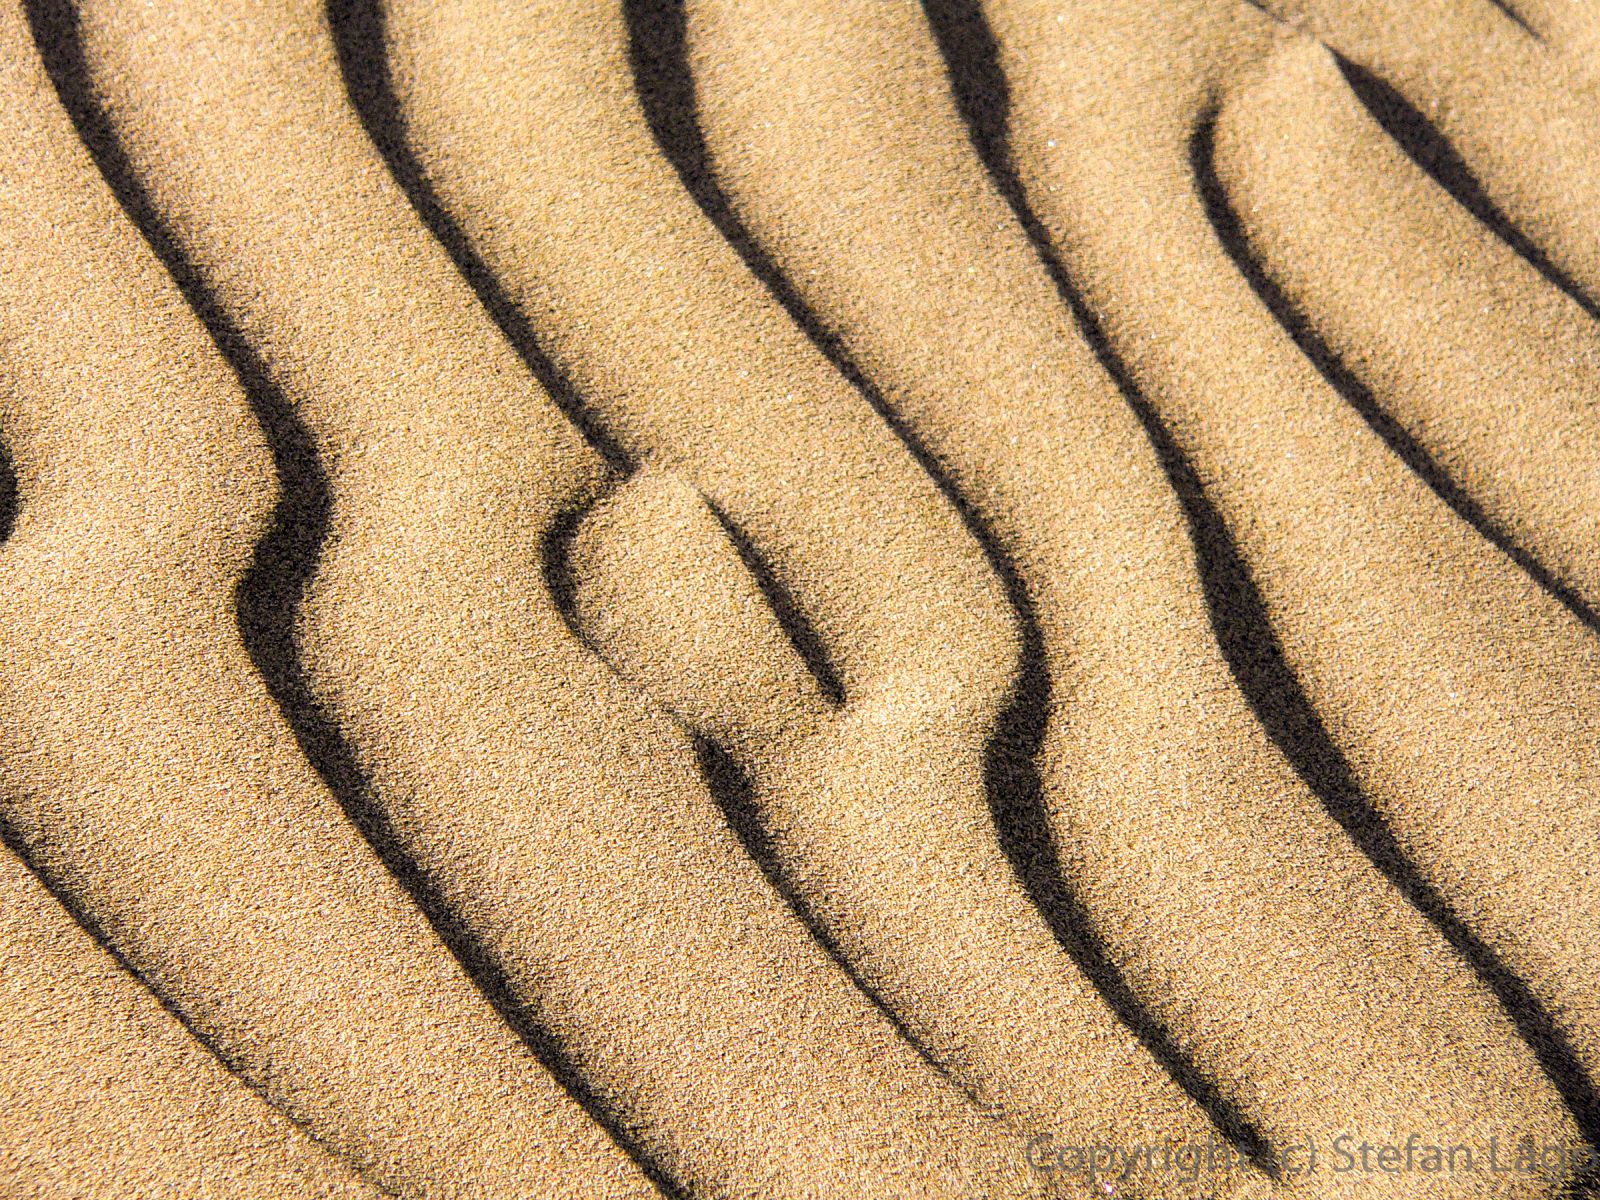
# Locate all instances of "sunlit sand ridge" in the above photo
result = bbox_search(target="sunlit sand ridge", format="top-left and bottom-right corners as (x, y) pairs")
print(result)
(2, 1), (1598, 1197)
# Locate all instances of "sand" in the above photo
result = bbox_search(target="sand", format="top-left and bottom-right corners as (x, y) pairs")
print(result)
(0, 0), (1597, 1197)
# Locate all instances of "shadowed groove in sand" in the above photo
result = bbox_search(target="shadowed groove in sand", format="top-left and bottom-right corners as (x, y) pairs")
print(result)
(1484, 0), (1544, 40)
(624, 0), (1276, 1168)
(1188, 103), (1600, 1143)
(328, 0), (955, 1107)
(1190, 107), (1600, 631)
(687, 730), (967, 1086)
(324, 0), (628, 473)
(0, 820), (365, 1173)
(540, 501), (603, 655)
(0, 238), (287, 1181)
(23, 6), (685, 1195)
(0, 439), (14, 545)
(914, 0), (1600, 1153)
(13, 8), (381, 1184)
(1334, 57), (1591, 321)
(701, 496), (846, 707)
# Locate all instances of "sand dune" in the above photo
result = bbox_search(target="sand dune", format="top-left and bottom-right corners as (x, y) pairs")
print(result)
(1, 0), (1598, 1197)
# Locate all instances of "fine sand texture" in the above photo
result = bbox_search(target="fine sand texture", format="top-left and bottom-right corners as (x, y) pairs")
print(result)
(1, 0), (1598, 1198)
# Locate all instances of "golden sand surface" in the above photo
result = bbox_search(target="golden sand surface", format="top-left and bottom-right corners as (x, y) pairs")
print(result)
(1, 1), (1598, 1197)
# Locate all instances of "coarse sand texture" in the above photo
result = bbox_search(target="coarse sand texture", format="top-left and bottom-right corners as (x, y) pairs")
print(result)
(1, 1), (1599, 1198)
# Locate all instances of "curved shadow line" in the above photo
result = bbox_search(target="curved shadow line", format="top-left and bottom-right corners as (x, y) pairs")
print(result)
(1335, 56), (1591, 321)
(539, 499), (601, 653)
(1190, 107), (1600, 1142)
(27, 4), (680, 1195)
(325, 0), (628, 472)
(693, 735), (959, 1082)
(926, 0), (1600, 1154)
(691, 496), (969, 1076)
(331, 3), (708, 1193)
(1485, 0), (1544, 41)
(701, 497), (846, 707)
(625, 0), (1274, 1167)
(0, 822), (399, 1195)
(1203, 95), (1600, 643)
(0, 439), (14, 545)
(1194, 103), (1600, 625)
(925, 0), (1600, 1163)
(329, 0), (962, 1164)
(0, 22), (366, 1181)
(923, 0), (1600, 1149)
(19, 5), (397, 1187)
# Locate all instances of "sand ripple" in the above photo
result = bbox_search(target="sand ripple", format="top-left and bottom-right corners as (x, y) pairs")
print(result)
(1, 1), (1598, 1198)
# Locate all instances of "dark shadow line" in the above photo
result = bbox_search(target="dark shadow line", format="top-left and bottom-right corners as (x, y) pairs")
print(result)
(0, 17), (362, 1180)
(915, 0), (1276, 1170)
(1190, 108), (1600, 1143)
(539, 499), (597, 651)
(0, 822), (400, 1196)
(1484, 0), (1544, 40)
(23, 2), (394, 1175)
(325, 0), (628, 472)
(0, 440), (14, 546)
(27, 4), (679, 1196)
(328, 1), (973, 1171)
(1240, 0), (1543, 48)
(331, 2), (924, 1187)
(1336, 55), (1592, 321)
(701, 497), (845, 707)
(925, 0), (1600, 1150)
(328, 3), (706, 1193)
(626, 0), (1274, 1168)
(1191, 111), (1600, 626)
(694, 736), (956, 1081)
